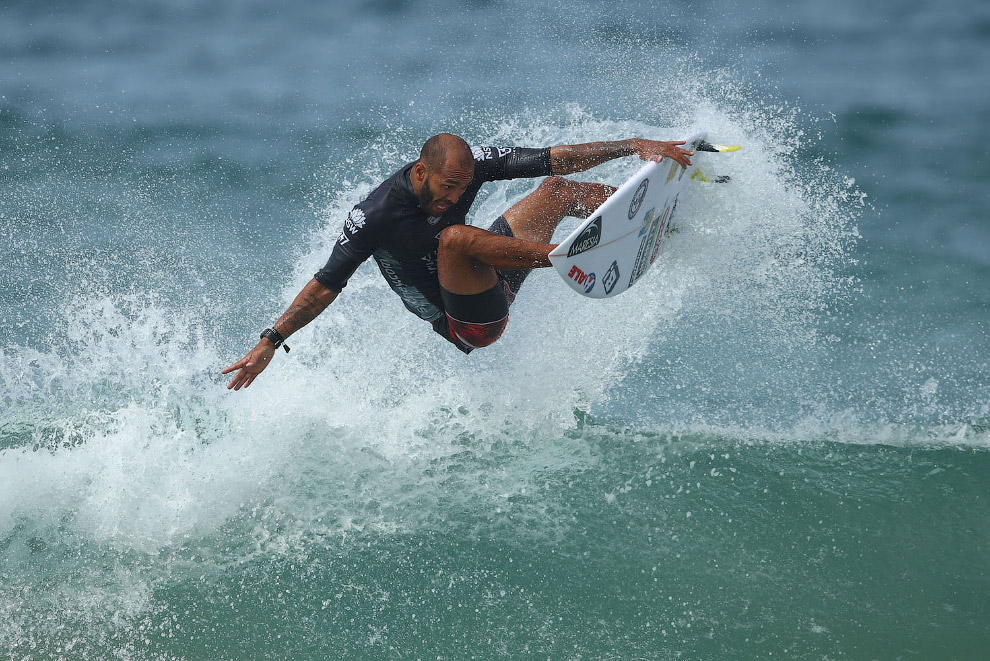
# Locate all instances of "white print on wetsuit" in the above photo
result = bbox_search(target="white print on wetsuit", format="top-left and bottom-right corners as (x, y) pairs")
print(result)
(338, 207), (367, 245)
(345, 207), (366, 232)
(470, 146), (513, 162)
(421, 252), (437, 274)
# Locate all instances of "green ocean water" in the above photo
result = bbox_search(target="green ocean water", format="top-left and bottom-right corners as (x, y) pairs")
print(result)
(2, 0), (988, 658)
(4, 428), (988, 658)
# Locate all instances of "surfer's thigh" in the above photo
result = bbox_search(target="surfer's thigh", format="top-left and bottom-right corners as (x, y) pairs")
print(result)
(502, 177), (614, 243)
(485, 216), (531, 296)
(436, 225), (500, 295)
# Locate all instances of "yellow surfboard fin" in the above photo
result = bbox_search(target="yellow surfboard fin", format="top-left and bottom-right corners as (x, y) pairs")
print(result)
(697, 141), (741, 153)
(691, 168), (730, 184)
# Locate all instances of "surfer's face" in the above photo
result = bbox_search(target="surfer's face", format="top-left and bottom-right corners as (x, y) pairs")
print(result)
(415, 159), (473, 217)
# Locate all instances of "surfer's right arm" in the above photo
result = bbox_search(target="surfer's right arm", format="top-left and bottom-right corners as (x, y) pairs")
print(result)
(549, 138), (693, 174)
(221, 279), (338, 391)
(222, 202), (375, 391)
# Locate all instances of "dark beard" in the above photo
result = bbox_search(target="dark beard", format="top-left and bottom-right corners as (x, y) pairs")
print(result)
(417, 174), (436, 213)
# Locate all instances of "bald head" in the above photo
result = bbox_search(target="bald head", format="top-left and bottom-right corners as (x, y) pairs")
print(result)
(410, 134), (475, 217)
(419, 133), (473, 172)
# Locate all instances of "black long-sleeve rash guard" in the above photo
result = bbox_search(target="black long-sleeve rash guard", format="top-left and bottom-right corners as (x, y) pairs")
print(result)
(314, 146), (552, 322)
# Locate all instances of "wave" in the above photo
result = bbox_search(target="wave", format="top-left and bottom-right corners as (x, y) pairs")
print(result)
(5, 57), (987, 658)
(3, 54), (975, 550)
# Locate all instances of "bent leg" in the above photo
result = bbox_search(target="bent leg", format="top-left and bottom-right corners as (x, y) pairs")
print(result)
(437, 178), (615, 296)
(436, 224), (551, 351)
(437, 224), (555, 295)
(502, 176), (615, 243)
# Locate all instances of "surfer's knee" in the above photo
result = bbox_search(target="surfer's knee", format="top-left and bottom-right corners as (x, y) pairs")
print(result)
(438, 224), (464, 250)
(538, 176), (572, 208)
(537, 175), (572, 198)
(438, 224), (481, 259)
(537, 176), (598, 217)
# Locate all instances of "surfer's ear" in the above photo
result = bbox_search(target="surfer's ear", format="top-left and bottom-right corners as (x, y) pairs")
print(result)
(411, 161), (427, 186)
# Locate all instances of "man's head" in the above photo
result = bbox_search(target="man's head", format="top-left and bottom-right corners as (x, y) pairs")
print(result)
(410, 133), (474, 217)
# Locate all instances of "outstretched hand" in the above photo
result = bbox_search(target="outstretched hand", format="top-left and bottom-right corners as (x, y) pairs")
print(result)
(634, 139), (693, 169)
(221, 340), (275, 390)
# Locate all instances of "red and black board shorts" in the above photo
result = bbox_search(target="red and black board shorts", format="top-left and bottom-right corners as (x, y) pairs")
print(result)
(431, 216), (531, 354)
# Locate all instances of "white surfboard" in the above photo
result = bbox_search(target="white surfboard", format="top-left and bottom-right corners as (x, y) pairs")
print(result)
(549, 132), (734, 298)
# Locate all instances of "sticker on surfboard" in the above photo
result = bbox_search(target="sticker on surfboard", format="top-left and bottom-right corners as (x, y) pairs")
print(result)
(549, 131), (737, 298)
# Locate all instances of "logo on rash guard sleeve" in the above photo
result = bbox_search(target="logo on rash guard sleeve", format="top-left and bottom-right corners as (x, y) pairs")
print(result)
(471, 146), (514, 161)
(345, 208), (366, 233)
(338, 207), (367, 245)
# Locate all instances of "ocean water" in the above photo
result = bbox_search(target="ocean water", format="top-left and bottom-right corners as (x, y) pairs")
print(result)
(1, 0), (988, 658)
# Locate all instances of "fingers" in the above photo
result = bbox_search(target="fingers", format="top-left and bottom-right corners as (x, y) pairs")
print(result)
(671, 150), (694, 168)
(226, 364), (257, 390)
(668, 143), (693, 167)
(663, 144), (693, 169)
(648, 151), (692, 168)
(220, 358), (247, 375)
(226, 365), (246, 390)
(638, 140), (693, 167)
(222, 342), (274, 390)
(222, 355), (255, 390)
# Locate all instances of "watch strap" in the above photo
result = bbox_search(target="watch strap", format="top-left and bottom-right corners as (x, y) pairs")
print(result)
(261, 327), (290, 353)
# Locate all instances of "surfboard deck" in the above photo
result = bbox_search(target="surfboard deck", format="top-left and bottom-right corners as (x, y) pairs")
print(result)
(549, 132), (720, 298)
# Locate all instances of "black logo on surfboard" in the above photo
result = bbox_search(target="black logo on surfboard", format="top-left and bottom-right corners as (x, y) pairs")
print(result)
(567, 216), (602, 257)
(602, 260), (620, 295)
(628, 178), (649, 219)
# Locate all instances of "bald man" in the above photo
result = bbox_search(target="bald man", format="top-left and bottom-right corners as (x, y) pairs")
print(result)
(223, 133), (692, 389)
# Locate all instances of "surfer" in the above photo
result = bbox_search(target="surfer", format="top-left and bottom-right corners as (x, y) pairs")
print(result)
(223, 133), (692, 389)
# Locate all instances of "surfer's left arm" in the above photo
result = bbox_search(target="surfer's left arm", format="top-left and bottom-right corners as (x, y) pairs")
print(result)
(221, 279), (339, 391)
(549, 139), (693, 174)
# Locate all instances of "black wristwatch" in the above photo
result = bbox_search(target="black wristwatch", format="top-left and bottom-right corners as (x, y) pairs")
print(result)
(261, 327), (290, 353)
